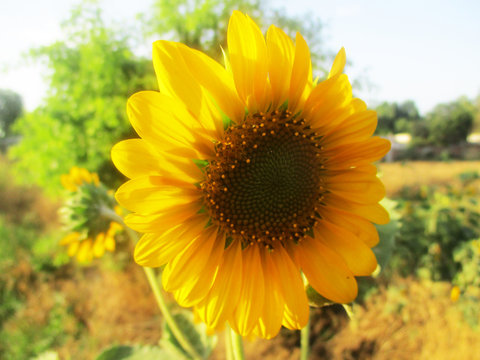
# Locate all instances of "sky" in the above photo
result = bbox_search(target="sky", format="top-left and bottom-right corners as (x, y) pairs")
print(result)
(1, 0), (479, 114)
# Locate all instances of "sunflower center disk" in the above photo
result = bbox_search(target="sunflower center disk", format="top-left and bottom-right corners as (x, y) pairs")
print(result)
(202, 110), (325, 247)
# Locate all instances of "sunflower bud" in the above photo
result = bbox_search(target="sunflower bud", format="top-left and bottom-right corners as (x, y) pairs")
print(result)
(59, 167), (121, 262)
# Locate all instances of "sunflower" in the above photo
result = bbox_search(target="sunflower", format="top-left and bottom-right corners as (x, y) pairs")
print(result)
(112, 11), (390, 338)
(60, 167), (121, 262)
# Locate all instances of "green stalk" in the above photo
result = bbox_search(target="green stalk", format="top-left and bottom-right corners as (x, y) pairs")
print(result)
(230, 327), (245, 360)
(143, 267), (202, 360)
(225, 325), (234, 360)
(300, 310), (311, 360)
(101, 206), (202, 360)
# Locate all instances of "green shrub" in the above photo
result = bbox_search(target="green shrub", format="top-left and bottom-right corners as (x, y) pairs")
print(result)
(388, 174), (480, 281)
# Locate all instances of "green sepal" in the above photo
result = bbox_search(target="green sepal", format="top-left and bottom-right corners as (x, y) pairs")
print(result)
(306, 285), (334, 308)
(305, 228), (314, 238)
(224, 236), (233, 249)
(222, 112), (233, 130)
(278, 100), (289, 111)
(193, 159), (209, 173)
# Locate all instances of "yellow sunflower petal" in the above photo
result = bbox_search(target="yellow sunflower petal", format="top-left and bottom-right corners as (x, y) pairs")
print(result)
(115, 175), (201, 214)
(297, 237), (358, 303)
(327, 171), (386, 204)
(112, 140), (203, 183)
(252, 247), (285, 339)
(316, 220), (378, 276)
(111, 139), (164, 179)
(319, 207), (380, 247)
(76, 239), (93, 263)
(231, 244), (265, 336)
(152, 41), (223, 133)
(60, 174), (77, 191)
(162, 227), (217, 292)
(78, 168), (92, 184)
(324, 137), (391, 170)
(303, 73), (352, 122)
(134, 214), (209, 267)
(195, 240), (243, 330)
(93, 233), (106, 258)
(173, 232), (225, 307)
(127, 91), (214, 159)
(228, 11), (269, 111)
(272, 245), (309, 330)
(325, 193), (390, 225)
(173, 42), (245, 125)
(69, 166), (83, 186)
(60, 232), (81, 245)
(104, 235), (116, 252)
(328, 47), (346, 79)
(67, 241), (80, 257)
(124, 201), (202, 233)
(310, 97), (367, 133)
(322, 110), (378, 148)
(289, 32), (311, 112)
(266, 25), (294, 109)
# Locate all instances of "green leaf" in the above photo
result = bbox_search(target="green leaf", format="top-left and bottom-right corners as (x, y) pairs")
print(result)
(95, 345), (171, 360)
(161, 310), (217, 360)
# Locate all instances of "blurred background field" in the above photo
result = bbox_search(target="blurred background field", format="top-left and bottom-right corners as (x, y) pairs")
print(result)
(1, 157), (479, 359)
(1, 0), (480, 359)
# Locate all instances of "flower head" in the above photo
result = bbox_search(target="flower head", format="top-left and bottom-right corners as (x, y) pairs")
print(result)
(60, 167), (121, 262)
(112, 11), (390, 338)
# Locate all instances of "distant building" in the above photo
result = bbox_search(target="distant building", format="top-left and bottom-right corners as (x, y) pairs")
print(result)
(467, 133), (480, 144)
(383, 134), (411, 162)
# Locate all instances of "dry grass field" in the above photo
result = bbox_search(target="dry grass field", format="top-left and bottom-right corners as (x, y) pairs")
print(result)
(379, 161), (480, 196)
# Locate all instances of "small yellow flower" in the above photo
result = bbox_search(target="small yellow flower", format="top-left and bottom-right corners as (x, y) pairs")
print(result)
(112, 11), (390, 338)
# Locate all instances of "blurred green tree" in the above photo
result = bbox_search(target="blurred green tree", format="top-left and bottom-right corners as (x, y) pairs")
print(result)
(426, 96), (474, 146)
(375, 100), (421, 135)
(144, 0), (329, 73)
(9, 3), (156, 193)
(473, 94), (480, 132)
(10, 0), (330, 194)
(0, 89), (23, 138)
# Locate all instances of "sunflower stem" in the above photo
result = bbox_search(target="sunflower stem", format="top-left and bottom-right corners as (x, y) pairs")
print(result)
(300, 310), (311, 360)
(225, 325), (235, 360)
(231, 329), (245, 360)
(100, 206), (203, 360)
(143, 267), (203, 360)
(230, 327), (245, 360)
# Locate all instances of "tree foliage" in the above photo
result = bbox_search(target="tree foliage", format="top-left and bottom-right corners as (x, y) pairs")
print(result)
(10, 1), (330, 194)
(9, 3), (156, 193)
(0, 89), (23, 138)
(425, 97), (474, 146)
(375, 100), (421, 135)
(144, 0), (261, 60)
(144, 0), (328, 73)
